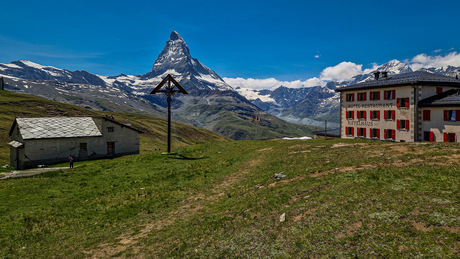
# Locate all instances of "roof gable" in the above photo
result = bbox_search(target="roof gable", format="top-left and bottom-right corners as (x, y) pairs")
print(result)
(14, 117), (102, 140)
(419, 89), (460, 107)
(336, 71), (460, 92)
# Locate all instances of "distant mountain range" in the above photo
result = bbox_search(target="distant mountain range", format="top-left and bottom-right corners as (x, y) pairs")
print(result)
(235, 59), (460, 127)
(0, 31), (316, 140)
(1, 31), (459, 137)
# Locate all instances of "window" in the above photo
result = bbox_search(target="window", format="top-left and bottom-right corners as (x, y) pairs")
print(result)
(345, 127), (354, 136)
(423, 110), (431, 121)
(358, 111), (367, 120)
(346, 93), (355, 102)
(346, 111), (354, 119)
(444, 132), (456, 142)
(436, 87), (443, 94)
(444, 110), (460, 121)
(384, 129), (396, 140)
(357, 128), (366, 137)
(384, 110), (395, 120)
(384, 90), (396, 100)
(397, 97), (410, 108)
(80, 143), (87, 150)
(107, 127), (114, 132)
(357, 92), (367, 101)
(424, 131), (434, 142)
(370, 128), (380, 139)
(397, 119), (409, 130)
(370, 110), (380, 120)
(370, 91), (380, 100)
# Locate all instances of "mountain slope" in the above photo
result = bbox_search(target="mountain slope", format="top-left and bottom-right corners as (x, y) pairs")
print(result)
(0, 31), (316, 140)
(0, 90), (229, 165)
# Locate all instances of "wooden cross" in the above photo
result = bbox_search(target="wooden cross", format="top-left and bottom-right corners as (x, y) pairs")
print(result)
(150, 74), (188, 153)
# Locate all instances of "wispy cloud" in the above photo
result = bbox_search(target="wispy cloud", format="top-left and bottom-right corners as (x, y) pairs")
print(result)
(408, 52), (460, 71)
(224, 51), (460, 90)
(223, 77), (321, 90)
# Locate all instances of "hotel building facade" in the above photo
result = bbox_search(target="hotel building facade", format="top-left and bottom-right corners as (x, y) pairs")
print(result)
(336, 71), (460, 142)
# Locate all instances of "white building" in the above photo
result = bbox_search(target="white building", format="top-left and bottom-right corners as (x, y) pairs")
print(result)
(336, 71), (460, 142)
(8, 116), (141, 169)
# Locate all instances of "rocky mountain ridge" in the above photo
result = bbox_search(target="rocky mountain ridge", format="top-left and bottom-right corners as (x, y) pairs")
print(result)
(0, 32), (315, 140)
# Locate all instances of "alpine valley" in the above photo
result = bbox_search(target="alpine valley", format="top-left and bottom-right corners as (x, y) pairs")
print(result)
(1, 31), (460, 139)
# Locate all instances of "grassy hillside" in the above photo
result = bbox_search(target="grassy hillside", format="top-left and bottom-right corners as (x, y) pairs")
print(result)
(0, 138), (458, 257)
(0, 90), (229, 166)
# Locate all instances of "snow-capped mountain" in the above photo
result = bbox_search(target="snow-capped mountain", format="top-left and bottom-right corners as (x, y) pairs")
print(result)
(0, 31), (314, 140)
(235, 59), (459, 128)
(143, 31), (233, 92)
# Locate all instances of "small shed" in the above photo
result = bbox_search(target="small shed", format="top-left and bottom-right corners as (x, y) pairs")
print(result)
(312, 128), (341, 139)
(8, 116), (142, 169)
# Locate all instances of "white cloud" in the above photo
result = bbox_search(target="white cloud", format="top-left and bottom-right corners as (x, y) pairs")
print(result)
(223, 77), (321, 90)
(314, 55), (320, 58)
(408, 52), (460, 71)
(224, 50), (460, 91)
(319, 61), (363, 82)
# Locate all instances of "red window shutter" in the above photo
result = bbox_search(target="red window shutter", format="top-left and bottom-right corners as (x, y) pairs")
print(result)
(345, 127), (348, 135)
(352, 111), (354, 119)
(364, 92), (367, 101)
(392, 90), (396, 99)
(392, 110), (395, 120)
(444, 132), (448, 142)
(430, 131), (434, 142)
(396, 120), (400, 129)
(377, 91), (380, 100)
(392, 130), (395, 140)
(351, 93), (354, 102)
(377, 129), (380, 138)
(397, 98), (400, 108)
(444, 110), (448, 121)
(364, 111), (367, 119)
(384, 129), (387, 139)
(346, 111), (349, 119)
(363, 128), (367, 137)
(384, 110), (387, 120)
(405, 120), (409, 130)
(450, 133), (456, 142)
(377, 111), (380, 120)
(423, 110), (431, 121)
(405, 98), (410, 108)
(370, 111), (373, 119)
(457, 110), (460, 121)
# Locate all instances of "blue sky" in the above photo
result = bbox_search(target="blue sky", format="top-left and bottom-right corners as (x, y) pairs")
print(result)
(1, 0), (460, 88)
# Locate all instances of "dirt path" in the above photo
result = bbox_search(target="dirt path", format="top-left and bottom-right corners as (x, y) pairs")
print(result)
(88, 155), (266, 258)
(0, 166), (76, 179)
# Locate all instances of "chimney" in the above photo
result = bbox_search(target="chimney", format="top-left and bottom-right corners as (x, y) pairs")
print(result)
(374, 71), (380, 80)
(381, 71), (388, 79)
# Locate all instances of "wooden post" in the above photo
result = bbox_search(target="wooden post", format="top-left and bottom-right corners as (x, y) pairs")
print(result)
(324, 120), (327, 140)
(150, 74), (188, 154)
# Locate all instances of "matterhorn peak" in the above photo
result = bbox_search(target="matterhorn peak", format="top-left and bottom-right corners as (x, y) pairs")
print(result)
(170, 31), (183, 41)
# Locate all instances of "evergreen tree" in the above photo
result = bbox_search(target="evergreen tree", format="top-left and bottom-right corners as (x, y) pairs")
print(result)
(0, 77), (4, 91)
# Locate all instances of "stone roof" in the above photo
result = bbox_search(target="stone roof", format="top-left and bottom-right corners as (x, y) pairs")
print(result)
(336, 71), (460, 92)
(15, 117), (102, 140)
(312, 128), (341, 138)
(419, 89), (460, 107)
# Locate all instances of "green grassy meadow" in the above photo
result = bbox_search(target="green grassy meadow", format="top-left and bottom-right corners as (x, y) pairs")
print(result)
(0, 138), (458, 258)
(0, 90), (229, 167)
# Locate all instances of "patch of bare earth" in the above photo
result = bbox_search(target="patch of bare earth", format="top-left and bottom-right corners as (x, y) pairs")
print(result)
(336, 221), (363, 238)
(87, 157), (264, 258)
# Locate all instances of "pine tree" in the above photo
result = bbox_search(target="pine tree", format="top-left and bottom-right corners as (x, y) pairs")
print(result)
(0, 77), (4, 90)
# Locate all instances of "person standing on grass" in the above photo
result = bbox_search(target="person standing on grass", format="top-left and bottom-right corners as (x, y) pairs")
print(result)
(69, 155), (75, 169)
